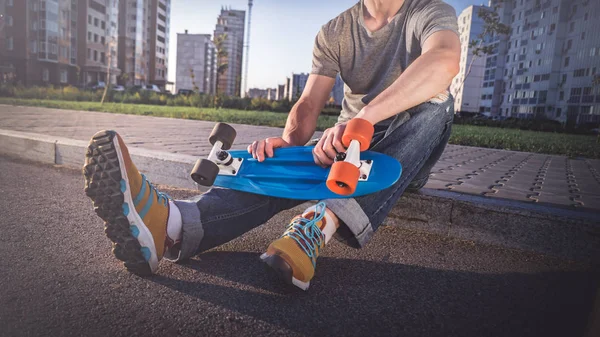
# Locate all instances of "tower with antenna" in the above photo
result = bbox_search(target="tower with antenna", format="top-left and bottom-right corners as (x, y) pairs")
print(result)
(243, 0), (253, 97)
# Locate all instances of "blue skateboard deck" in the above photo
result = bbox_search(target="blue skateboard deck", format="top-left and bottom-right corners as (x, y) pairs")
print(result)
(212, 146), (402, 200)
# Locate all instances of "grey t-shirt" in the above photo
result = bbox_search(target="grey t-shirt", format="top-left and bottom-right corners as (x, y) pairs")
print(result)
(311, 0), (459, 124)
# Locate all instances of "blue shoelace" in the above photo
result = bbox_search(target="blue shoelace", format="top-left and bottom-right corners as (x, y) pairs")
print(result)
(281, 201), (327, 268)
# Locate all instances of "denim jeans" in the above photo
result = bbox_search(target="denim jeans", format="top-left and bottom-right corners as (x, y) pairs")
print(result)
(168, 95), (454, 260)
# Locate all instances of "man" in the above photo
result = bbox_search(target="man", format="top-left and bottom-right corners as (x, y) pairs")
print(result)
(83, 0), (460, 291)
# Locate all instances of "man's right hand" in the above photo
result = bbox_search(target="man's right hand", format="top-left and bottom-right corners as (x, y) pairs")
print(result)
(247, 137), (291, 162)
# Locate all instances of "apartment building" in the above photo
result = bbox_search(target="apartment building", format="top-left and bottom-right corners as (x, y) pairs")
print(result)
(149, 0), (169, 88)
(213, 7), (245, 96)
(486, 0), (600, 124)
(175, 32), (216, 94)
(287, 73), (308, 101)
(1, 0), (80, 86)
(451, 5), (487, 114)
(1, 0), (170, 88)
(78, 0), (120, 86)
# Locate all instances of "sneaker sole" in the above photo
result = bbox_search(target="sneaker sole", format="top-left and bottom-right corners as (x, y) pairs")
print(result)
(260, 253), (310, 291)
(83, 130), (158, 276)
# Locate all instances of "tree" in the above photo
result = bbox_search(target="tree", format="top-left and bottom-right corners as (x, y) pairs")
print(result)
(213, 33), (229, 104)
(454, 2), (511, 100)
(189, 68), (199, 92)
(101, 33), (117, 104)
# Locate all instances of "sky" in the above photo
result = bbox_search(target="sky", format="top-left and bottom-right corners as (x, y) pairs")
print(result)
(168, 0), (479, 90)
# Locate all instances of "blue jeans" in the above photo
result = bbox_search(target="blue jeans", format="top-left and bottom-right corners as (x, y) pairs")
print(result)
(168, 95), (454, 260)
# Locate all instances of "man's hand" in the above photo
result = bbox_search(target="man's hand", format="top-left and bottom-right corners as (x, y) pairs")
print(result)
(312, 122), (347, 167)
(247, 137), (291, 162)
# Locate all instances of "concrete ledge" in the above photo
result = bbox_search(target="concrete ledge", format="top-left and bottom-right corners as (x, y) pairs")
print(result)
(2, 128), (599, 263)
(387, 189), (600, 264)
(0, 130), (56, 164)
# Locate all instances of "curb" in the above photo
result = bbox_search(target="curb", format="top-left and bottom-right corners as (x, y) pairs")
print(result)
(2, 128), (599, 264)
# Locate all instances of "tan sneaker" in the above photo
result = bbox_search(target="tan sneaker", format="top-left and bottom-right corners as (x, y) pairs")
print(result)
(261, 202), (332, 290)
(83, 130), (171, 275)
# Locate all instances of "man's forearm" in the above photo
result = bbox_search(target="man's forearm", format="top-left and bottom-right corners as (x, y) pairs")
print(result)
(356, 48), (459, 125)
(282, 98), (321, 146)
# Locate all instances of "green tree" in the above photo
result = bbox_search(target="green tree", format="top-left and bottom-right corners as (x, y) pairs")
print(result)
(213, 33), (229, 106)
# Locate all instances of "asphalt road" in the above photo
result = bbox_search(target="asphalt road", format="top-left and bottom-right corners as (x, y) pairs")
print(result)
(0, 155), (598, 337)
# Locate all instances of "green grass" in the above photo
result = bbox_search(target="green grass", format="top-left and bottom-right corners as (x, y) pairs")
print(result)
(449, 125), (599, 159)
(1, 98), (598, 158)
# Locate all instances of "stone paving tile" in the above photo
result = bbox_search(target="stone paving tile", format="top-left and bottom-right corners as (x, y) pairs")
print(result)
(486, 186), (533, 202)
(1, 105), (599, 211)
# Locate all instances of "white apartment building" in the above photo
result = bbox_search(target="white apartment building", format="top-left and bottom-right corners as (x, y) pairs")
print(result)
(451, 5), (487, 114)
(486, 0), (600, 125)
(175, 32), (216, 94)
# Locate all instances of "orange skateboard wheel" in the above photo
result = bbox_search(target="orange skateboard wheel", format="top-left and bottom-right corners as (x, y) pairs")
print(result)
(342, 118), (374, 151)
(326, 161), (360, 196)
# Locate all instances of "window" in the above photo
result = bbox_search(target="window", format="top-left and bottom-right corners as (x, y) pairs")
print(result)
(101, 21), (105, 29)
(88, 32), (91, 41)
(564, 57), (570, 67)
(94, 18), (99, 27)
(31, 40), (37, 53)
(7, 16), (13, 26)
(100, 52), (105, 64)
(42, 68), (49, 82)
(567, 40), (572, 50)
(94, 50), (97, 61)
(87, 48), (91, 59)
(559, 91), (564, 100)
(581, 32), (585, 40)
(570, 22), (575, 33)
(60, 70), (68, 83)
(553, 6), (558, 14)
(101, 36), (105, 45)
(88, 15), (92, 24)
(7, 37), (13, 51)
(7, 0), (13, 6)
(94, 34), (98, 43)
(556, 108), (562, 118)
(592, 48), (597, 57)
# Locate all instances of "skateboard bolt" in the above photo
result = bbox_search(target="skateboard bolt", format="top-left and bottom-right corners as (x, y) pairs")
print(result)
(366, 160), (372, 164)
(232, 169), (237, 174)
(237, 158), (242, 162)
(361, 174), (367, 180)
(335, 152), (347, 162)
(217, 151), (228, 161)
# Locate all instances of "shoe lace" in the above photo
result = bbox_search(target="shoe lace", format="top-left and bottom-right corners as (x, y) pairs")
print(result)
(141, 174), (171, 206)
(282, 202), (327, 268)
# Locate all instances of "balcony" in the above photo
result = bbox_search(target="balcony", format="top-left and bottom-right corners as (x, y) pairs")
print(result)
(582, 95), (594, 103)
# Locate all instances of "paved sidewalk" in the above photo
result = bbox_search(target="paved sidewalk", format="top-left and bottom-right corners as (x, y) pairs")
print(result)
(2, 104), (599, 211)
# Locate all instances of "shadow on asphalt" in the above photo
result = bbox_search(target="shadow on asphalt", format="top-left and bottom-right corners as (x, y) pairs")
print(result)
(150, 251), (598, 337)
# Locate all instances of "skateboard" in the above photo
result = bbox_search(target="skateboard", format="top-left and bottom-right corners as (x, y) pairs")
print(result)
(190, 120), (402, 200)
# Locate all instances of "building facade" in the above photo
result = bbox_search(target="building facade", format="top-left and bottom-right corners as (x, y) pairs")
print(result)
(1, 0), (169, 88)
(149, 0), (169, 88)
(451, 5), (487, 114)
(276, 84), (285, 100)
(287, 73), (308, 101)
(330, 74), (344, 106)
(266, 87), (277, 100)
(118, 0), (151, 86)
(1, 0), (81, 86)
(485, 0), (600, 124)
(213, 7), (245, 96)
(247, 87), (267, 99)
(175, 32), (216, 94)
(78, 0), (120, 87)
